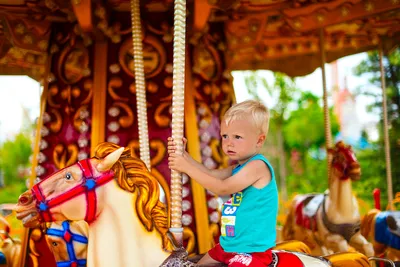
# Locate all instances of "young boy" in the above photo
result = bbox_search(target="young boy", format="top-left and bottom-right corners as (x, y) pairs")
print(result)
(168, 100), (278, 267)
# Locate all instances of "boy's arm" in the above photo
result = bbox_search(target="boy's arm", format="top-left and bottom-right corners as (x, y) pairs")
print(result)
(184, 160), (269, 195)
(183, 152), (233, 180)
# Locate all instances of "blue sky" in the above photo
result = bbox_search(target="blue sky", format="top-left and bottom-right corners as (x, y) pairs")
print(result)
(0, 52), (380, 143)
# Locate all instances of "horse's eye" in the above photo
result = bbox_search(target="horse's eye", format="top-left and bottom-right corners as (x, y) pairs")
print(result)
(65, 172), (72, 180)
(52, 241), (58, 246)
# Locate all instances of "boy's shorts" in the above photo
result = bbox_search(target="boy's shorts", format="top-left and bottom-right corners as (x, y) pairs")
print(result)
(208, 243), (272, 267)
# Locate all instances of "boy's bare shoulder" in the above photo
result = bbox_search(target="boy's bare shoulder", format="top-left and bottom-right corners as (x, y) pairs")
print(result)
(242, 160), (271, 188)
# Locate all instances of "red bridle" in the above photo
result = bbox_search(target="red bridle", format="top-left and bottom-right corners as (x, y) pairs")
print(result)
(31, 159), (114, 223)
(332, 147), (358, 180)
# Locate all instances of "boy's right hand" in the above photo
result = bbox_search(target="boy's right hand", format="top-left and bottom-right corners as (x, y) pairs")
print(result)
(167, 137), (187, 155)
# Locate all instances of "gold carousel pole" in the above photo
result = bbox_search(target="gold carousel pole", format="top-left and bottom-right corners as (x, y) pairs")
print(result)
(170, 0), (187, 246)
(319, 29), (333, 177)
(130, 0), (151, 170)
(378, 42), (394, 210)
(18, 56), (51, 267)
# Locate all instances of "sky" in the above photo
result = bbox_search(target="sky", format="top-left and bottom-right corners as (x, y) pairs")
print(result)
(0, 52), (381, 143)
(0, 76), (41, 142)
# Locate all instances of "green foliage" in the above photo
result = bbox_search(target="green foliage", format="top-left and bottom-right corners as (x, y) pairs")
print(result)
(283, 94), (339, 152)
(353, 48), (400, 200)
(0, 131), (32, 203)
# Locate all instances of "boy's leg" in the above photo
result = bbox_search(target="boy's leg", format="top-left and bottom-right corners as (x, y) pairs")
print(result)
(197, 253), (222, 265)
(227, 250), (272, 267)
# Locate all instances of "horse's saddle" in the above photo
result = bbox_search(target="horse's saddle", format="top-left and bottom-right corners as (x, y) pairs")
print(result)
(303, 194), (324, 217)
(375, 211), (400, 250)
(295, 194), (324, 231)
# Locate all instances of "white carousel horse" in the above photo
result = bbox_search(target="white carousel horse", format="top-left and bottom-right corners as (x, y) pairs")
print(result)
(15, 142), (370, 267)
(282, 141), (374, 257)
(44, 220), (89, 267)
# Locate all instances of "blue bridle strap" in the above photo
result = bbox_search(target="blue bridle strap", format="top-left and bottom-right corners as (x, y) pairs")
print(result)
(46, 221), (88, 267)
(56, 259), (87, 267)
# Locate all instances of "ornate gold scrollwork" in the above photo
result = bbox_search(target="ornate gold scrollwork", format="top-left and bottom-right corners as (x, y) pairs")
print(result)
(111, 102), (134, 128)
(108, 76), (129, 102)
(192, 38), (222, 82)
(183, 227), (196, 255)
(119, 35), (166, 79)
(210, 138), (229, 168)
(81, 79), (93, 105)
(28, 228), (42, 267)
(47, 85), (61, 108)
(154, 94), (172, 128)
(58, 42), (90, 84)
(48, 109), (62, 133)
(209, 223), (220, 248)
(53, 144), (79, 170)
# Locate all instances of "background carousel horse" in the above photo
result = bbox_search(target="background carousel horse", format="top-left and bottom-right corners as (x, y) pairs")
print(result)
(0, 216), (21, 267)
(360, 191), (400, 263)
(15, 142), (372, 267)
(282, 141), (374, 257)
(44, 220), (89, 267)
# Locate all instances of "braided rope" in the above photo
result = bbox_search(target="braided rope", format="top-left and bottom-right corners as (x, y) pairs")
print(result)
(379, 44), (394, 210)
(170, 0), (187, 245)
(130, 0), (151, 170)
(319, 29), (333, 182)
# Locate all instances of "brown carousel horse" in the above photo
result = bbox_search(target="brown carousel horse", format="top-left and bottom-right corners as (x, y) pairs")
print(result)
(360, 191), (400, 263)
(0, 216), (21, 267)
(282, 141), (374, 257)
(44, 220), (89, 267)
(15, 142), (372, 267)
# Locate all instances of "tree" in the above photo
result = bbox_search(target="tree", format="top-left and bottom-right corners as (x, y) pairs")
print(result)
(353, 48), (400, 202)
(0, 131), (32, 203)
(244, 71), (297, 201)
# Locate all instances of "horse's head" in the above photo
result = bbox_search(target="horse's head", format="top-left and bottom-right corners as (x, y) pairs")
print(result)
(328, 141), (361, 181)
(15, 144), (124, 228)
(44, 220), (88, 266)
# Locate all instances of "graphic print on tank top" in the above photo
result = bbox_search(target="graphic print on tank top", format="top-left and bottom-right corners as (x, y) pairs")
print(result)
(221, 191), (243, 237)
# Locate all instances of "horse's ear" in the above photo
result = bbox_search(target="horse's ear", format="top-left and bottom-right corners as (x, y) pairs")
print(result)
(97, 147), (124, 172)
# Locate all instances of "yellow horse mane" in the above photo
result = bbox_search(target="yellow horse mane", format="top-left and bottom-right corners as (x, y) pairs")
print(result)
(94, 142), (169, 249)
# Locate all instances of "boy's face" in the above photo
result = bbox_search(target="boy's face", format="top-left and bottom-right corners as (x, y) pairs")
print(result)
(220, 117), (265, 164)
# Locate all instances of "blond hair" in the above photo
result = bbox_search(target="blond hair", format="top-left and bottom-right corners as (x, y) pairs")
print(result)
(223, 100), (270, 134)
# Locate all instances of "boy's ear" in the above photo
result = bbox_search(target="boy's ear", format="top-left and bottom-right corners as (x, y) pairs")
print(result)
(257, 134), (266, 147)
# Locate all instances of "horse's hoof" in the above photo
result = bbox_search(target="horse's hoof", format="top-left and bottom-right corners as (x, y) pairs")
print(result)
(387, 215), (398, 231)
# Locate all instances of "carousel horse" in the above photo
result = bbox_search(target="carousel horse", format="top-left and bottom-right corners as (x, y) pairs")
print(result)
(361, 205), (400, 261)
(0, 216), (21, 267)
(282, 141), (374, 257)
(15, 142), (371, 267)
(44, 220), (89, 267)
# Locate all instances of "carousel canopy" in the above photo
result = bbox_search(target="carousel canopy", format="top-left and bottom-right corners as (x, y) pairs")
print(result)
(0, 0), (399, 79)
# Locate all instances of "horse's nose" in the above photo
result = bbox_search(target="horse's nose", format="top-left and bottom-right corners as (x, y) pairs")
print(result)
(18, 191), (33, 206)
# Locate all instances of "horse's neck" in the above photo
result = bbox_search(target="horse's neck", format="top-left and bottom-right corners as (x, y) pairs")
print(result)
(327, 175), (359, 221)
(87, 181), (169, 267)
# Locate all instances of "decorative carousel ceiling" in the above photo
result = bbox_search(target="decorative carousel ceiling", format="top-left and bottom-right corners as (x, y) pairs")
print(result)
(0, 0), (399, 79)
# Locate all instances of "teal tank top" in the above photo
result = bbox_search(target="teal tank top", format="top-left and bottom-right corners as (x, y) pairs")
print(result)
(219, 154), (278, 253)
